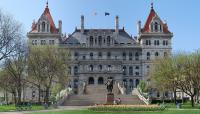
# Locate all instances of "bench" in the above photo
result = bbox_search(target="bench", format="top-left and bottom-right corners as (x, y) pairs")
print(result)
(16, 102), (32, 111)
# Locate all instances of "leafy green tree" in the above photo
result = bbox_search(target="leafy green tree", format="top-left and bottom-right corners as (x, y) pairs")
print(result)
(28, 45), (70, 103)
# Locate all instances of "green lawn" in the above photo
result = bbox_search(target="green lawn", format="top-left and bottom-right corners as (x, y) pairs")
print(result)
(28, 110), (200, 114)
(0, 105), (44, 112)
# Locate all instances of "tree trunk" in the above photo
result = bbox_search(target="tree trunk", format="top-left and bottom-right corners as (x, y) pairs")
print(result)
(17, 87), (22, 103)
(13, 92), (17, 105)
(38, 85), (41, 103)
(174, 90), (177, 105)
(191, 95), (194, 107)
(45, 87), (50, 104)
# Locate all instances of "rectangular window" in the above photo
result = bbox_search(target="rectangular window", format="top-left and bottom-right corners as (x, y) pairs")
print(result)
(41, 40), (46, 45)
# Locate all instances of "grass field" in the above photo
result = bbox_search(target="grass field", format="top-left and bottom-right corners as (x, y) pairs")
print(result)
(0, 105), (44, 112)
(28, 110), (200, 114)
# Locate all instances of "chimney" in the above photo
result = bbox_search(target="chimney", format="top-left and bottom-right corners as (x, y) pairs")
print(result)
(81, 15), (84, 33)
(137, 20), (141, 35)
(58, 20), (62, 34)
(115, 16), (119, 34)
(31, 20), (36, 30)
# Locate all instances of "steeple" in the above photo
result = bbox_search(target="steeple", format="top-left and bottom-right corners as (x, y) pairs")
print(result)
(140, 2), (171, 34)
(46, 0), (48, 8)
(151, 2), (154, 10)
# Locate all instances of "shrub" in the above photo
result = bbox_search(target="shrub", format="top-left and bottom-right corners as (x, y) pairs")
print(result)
(88, 105), (165, 112)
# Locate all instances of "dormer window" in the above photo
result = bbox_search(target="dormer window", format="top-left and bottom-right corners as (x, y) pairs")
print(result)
(151, 21), (162, 32)
(42, 22), (45, 32)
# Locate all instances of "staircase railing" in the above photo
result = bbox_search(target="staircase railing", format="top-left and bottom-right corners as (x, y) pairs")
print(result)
(133, 88), (150, 105)
(56, 87), (73, 106)
(117, 83), (125, 95)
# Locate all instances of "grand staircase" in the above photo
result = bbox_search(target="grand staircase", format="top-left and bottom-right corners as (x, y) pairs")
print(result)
(61, 84), (145, 106)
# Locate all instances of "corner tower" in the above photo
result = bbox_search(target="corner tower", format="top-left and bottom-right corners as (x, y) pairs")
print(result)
(27, 1), (62, 46)
(138, 3), (173, 78)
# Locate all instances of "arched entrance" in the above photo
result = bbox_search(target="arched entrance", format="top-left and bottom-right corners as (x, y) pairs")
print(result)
(129, 79), (134, 90)
(123, 79), (128, 88)
(73, 79), (79, 94)
(136, 79), (140, 87)
(98, 77), (104, 84)
(88, 77), (94, 85)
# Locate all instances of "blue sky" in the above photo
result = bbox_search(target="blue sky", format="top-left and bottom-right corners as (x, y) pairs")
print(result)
(0, 0), (199, 52)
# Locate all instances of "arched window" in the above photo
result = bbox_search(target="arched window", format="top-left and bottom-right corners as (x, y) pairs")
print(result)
(89, 65), (94, 71)
(155, 22), (158, 32)
(129, 52), (133, 60)
(98, 52), (102, 58)
(42, 22), (45, 32)
(135, 52), (139, 61)
(107, 65), (112, 71)
(74, 52), (79, 60)
(98, 36), (102, 46)
(129, 66), (133, 75)
(90, 53), (93, 59)
(155, 52), (159, 57)
(107, 52), (111, 59)
(107, 36), (111, 46)
(90, 36), (93, 46)
(74, 66), (78, 75)
(123, 66), (127, 75)
(123, 52), (126, 60)
(99, 65), (103, 71)
(98, 77), (104, 84)
(88, 77), (94, 84)
(147, 52), (151, 60)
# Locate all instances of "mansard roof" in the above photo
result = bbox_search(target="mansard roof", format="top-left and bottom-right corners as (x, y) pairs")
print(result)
(62, 29), (136, 45)
(141, 8), (171, 34)
(29, 4), (58, 33)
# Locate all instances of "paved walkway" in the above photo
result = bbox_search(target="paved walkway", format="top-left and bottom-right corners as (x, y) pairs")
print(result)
(0, 106), (89, 114)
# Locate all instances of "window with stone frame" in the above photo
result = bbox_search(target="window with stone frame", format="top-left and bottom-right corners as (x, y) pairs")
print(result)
(129, 66), (133, 75)
(147, 52), (151, 60)
(129, 52), (133, 60)
(122, 52), (126, 60)
(135, 52), (139, 61)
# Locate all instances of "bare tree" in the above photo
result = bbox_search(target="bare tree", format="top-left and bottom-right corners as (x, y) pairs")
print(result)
(0, 10), (24, 62)
(2, 42), (27, 104)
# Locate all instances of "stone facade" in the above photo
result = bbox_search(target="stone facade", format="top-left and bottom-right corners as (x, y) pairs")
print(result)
(27, 3), (173, 95)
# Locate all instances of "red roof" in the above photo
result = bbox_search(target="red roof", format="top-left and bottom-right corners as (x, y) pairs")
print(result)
(141, 9), (170, 34)
(30, 6), (57, 33)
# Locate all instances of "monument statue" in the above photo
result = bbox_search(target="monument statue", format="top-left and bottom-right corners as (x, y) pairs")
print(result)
(105, 78), (114, 104)
(105, 78), (113, 93)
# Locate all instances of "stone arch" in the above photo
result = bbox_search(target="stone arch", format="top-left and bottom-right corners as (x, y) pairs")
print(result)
(98, 77), (104, 85)
(136, 79), (140, 87)
(88, 77), (94, 85)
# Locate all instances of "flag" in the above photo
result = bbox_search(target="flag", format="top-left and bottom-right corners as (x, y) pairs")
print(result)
(94, 12), (98, 16)
(105, 12), (110, 16)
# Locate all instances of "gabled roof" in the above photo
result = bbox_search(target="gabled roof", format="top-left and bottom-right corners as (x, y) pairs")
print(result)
(30, 4), (58, 33)
(141, 8), (171, 34)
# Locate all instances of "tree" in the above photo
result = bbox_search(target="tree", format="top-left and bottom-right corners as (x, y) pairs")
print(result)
(151, 52), (200, 107)
(0, 10), (23, 62)
(0, 42), (27, 104)
(28, 45), (70, 103)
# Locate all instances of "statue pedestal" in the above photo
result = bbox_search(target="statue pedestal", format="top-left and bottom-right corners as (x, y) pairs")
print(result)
(106, 93), (114, 105)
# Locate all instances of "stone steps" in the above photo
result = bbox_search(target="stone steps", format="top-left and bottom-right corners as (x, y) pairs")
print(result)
(62, 84), (145, 106)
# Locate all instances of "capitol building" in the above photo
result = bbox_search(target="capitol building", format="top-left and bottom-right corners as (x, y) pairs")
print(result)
(27, 2), (173, 103)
